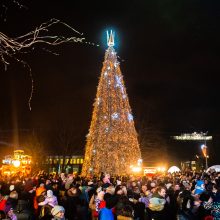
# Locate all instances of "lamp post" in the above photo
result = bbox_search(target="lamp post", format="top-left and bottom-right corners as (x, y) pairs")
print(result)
(201, 144), (208, 170)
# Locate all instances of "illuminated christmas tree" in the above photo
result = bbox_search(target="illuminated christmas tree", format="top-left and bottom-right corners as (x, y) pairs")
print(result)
(82, 31), (141, 176)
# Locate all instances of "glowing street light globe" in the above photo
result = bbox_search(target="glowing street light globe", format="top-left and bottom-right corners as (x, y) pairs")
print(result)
(13, 160), (21, 167)
(168, 166), (180, 173)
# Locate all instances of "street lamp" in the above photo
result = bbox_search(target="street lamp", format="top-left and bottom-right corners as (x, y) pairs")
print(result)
(201, 144), (208, 170)
(13, 160), (21, 167)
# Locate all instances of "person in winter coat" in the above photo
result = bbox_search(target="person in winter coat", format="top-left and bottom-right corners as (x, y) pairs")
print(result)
(13, 199), (34, 220)
(148, 187), (167, 220)
(7, 208), (17, 220)
(39, 190), (58, 208)
(98, 196), (114, 220)
(89, 187), (105, 220)
(116, 200), (134, 220)
(204, 184), (220, 220)
(0, 192), (8, 212)
(5, 191), (18, 214)
(64, 185), (82, 220)
(177, 188), (195, 220)
(148, 187), (166, 212)
(34, 183), (46, 212)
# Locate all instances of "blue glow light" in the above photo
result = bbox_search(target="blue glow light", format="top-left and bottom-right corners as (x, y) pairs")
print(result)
(115, 75), (124, 94)
(112, 112), (119, 120)
(127, 113), (133, 122)
(101, 28), (120, 49)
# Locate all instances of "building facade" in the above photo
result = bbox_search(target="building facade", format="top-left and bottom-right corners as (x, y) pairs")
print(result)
(45, 155), (84, 174)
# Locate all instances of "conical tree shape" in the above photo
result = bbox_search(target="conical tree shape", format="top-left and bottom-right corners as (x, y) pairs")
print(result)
(82, 34), (141, 176)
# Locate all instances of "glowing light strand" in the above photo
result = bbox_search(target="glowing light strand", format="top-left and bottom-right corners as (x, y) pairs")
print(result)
(173, 132), (212, 140)
(115, 75), (124, 94)
(111, 112), (119, 120)
(127, 113), (133, 122)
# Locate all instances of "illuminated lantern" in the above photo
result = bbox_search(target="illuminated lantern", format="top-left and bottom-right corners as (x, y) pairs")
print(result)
(201, 145), (207, 157)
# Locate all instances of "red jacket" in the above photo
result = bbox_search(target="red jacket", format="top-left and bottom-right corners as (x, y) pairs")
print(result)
(0, 197), (7, 211)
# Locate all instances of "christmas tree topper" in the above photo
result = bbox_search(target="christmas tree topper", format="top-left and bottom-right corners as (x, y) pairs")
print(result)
(107, 30), (115, 47)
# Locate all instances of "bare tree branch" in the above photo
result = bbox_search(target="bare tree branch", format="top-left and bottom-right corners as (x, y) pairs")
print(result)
(0, 18), (86, 69)
(0, 18), (99, 110)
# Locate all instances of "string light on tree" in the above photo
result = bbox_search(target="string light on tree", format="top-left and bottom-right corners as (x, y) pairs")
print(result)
(127, 113), (134, 122)
(97, 97), (101, 105)
(82, 30), (141, 176)
(111, 112), (119, 120)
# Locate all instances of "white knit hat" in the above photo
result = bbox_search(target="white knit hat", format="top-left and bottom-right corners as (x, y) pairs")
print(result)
(166, 183), (172, 189)
(51, 205), (65, 216)
(150, 182), (156, 188)
(47, 190), (53, 198)
(9, 185), (15, 191)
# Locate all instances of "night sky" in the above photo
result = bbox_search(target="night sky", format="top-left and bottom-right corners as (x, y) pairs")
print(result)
(0, 0), (220, 166)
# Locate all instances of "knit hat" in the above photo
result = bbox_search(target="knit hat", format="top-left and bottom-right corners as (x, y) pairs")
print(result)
(88, 181), (93, 186)
(116, 180), (122, 185)
(47, 190), (53, 198)
(9, 185), (15, 191)
(51, 205), (65, 216)
(150, 182), (156, 188)
(194, 180), (205, 195)
(166, 183), (172, 189)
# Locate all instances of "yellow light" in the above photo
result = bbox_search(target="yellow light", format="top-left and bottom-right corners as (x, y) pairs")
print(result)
(132, 166), (142, 173)
(157, 166), (166, 172)
(161, 167), (166, 172)
(13, 160), (21, 167)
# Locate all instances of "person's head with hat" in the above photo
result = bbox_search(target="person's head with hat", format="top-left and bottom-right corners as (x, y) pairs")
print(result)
(51, 205), (65, 219)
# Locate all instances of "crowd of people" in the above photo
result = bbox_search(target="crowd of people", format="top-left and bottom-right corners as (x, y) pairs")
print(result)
(0, 169), (220, 220)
